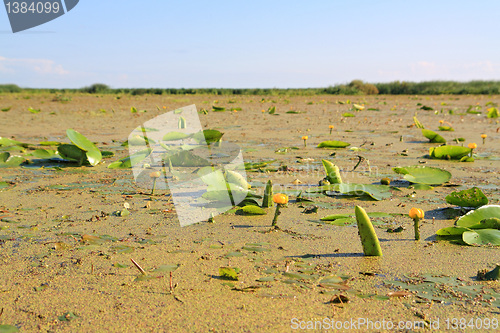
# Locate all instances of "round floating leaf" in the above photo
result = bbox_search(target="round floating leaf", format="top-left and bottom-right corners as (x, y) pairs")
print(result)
(39, 141), (61, 146)
(32, 149), (58, 159)
(456, 205), (500, 228)
(0, 325), (19, 333)
(0, 152), (25, 167)
(330, 183), (392, 201)
(57, 144), (86, 163)
(153, 264), (179, 272)
(226, 170), (251, 189)
(219, 267), (239, 280)
(239, 205), (266, 215)
(436, 226), (471, 236)
(320, 214), (351, 221)
(0, 137), (28, 148)
(192, 130), (224, 144)
(324, 217), (356, 226)
(469, 218), (500, 230)
(107, 149), (152, 169)
(212, 105), (226, 112)
(162, 132), (191, 141)
(166, 150), (211, 167)
(393, 165), (451, 185)
(429, 145), (471, 160)
(128, 135), (156, 146)
(317, 141), (351, 149)
(462, 229), (500, 246)
(446, 187), (488, 208)
(66, 129), (98, 152)
(422, 129), (446, 143)
(66, 129), (102, 166)
(101, 151), (114, 158)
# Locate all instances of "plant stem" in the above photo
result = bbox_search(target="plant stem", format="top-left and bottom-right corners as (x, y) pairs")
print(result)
(413, 218), (420, 240)
(272, 204), (281, 227)
(151, 177), (157, 196)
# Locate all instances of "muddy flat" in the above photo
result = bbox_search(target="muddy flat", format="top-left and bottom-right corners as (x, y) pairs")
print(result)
(0, 93), (499, 332)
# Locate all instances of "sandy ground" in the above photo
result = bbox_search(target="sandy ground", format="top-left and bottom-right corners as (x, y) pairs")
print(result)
(0, 93), (499, 332)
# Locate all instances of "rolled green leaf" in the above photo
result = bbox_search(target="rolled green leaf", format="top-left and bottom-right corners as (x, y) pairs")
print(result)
(322, 160), (342, 184)
(354, 206), (382, 256)
(261, 180), (273, 208)
(178, 116), (187, 129)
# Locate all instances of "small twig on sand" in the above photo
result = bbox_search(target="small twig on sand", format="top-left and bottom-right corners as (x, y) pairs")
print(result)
(130, 258), (146, 275)
(169, 272), (174, 293)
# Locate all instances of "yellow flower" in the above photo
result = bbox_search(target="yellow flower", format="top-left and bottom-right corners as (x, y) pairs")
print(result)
(439, 120), (444, 124)
(481, 134), (487, 139)
(149, 171), (161, 178)
(261, 109), (265, 113)
(468, 143), (477, 149)
(409, 207), (424, 220)
(329, 125), (334, 129)
(273, 193), (288, 205)
(302, 136), (308, 140)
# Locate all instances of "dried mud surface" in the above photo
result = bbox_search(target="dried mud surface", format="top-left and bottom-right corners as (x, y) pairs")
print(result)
(0, 93), (499, 332)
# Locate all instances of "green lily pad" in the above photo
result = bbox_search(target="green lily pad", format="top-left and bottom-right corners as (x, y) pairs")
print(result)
(429, 145), (471, 160)
(462, 229), (500, 246)
(162, 132), (191, 141)
(422, 129), (446, 143)
(58, 312), (79, 321)
(39, 141), (61, 146)
(239, 205), (266, 215)
(470, 218), (500, 230)
(324, 217), (356, 226)
(152, 264), (179, 272)
(436, 226), (471, 237)
(0, 152), (25, 167)
(343, 113), (355, 117)
(212, 105), (225, 112)
(320, 214), (351, 221)
(244, 160), (276, 170)
(0, 137), (28, 148)
(393, 165), (451, 185)
(445, 187), (488, 208)
(66, 129), (102, 166)
(0, 325), (19, 333)
(410, 183), (434, 190)
(108, 149), (152, 169)
(57, 144), (86, 164)
(456, 205), (500, 228)
(32, 149), (58, 159)
(438, 126), (454, 131)
(331, 184), (392, 201)
(127, 135), (156, 146)
(219, 267), (239, 280)
(167, 150), (211, 167)
(192, 130), (224, 144)
(317, 141), (351, 149)
(487, 107), (499, 118)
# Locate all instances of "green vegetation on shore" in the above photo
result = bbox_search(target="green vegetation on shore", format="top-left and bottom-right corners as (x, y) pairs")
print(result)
(2, 80), (500, 96)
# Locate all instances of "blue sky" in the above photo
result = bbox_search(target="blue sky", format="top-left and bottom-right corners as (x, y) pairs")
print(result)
(1, 0), (500, 88)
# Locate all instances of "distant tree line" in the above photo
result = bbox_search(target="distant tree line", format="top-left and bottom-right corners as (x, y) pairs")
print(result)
(2, 80), (500, 95)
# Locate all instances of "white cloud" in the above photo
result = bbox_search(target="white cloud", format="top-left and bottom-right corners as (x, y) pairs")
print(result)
(0, 56), (69, 75)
